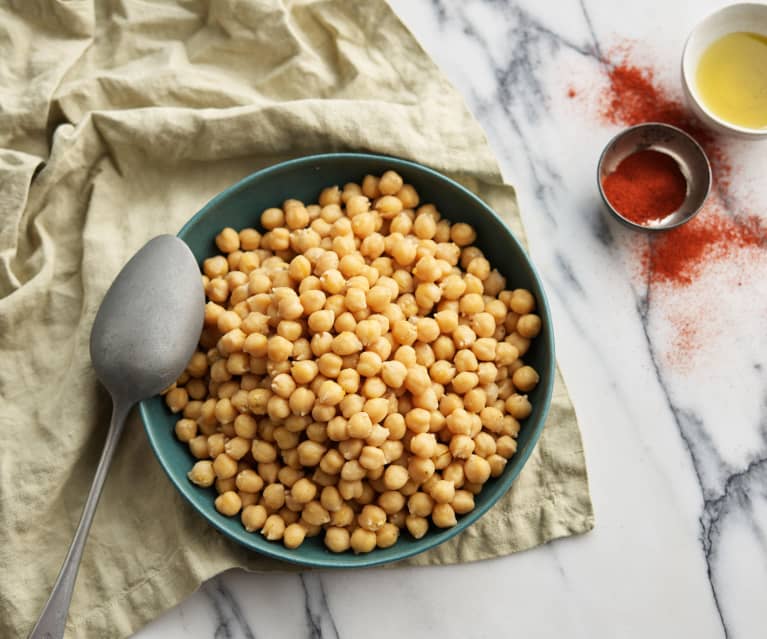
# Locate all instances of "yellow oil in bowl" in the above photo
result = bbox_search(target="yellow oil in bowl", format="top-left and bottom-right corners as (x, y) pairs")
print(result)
(695, 31), (767, 130)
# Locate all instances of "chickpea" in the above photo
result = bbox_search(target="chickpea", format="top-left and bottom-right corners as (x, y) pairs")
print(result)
(496, 341), (520, 366)
(317, 379), (344, 406)
(187, 460), (215, 487)
(289, 388), (316, 417)
(270, 373), (296, 399)
(429, 479), (456, 505)
(464, 454), (492, 484)
(452, 325), (476, 349)
(225, 437), (251, 461)
(261, 514), (286, 540)
(173, 417), (196, 442)
(285, 477), (316, 505)
(240, 504), (267, 532)
(374, 522), (399, 548)
(463, 388), (487, 413)
(413, 255), (441, 283)
(312, 487), (341, 515)
(347, 412), (373, 439)
(378, 465), (408, 492)
(324, 526), (351, 552)
(294, 438), (325, 465)
(449, 434), (475, 460)
(410, 432), (437, 458)
(260, 207), (284, 230)
(505, 394), (533, 420)
(487, 454), (507, 478)
(430, 503), (457, 528)
(203, 255), (229, 280)
(302, 501), (331, 526)
(240, 504), (268, 532)
(214, 398), (236, 424)
(282, 523), (307, 549)
(512, 365), (539, 392)
(319, 185), (341, 207)
(514, 312), (541, 338)
(289, 360), (317, 385)
(330, 331), (362, 356)
(261, 483), (285, 511)
(376, 170), (402, 196)
(496, 435), (518, 459)
(472, 337), (497, 362)
(452, 371), (479, 394)
(235, 469), (264, 494)
(449, 223), (476, 246)
(215, 491), (242, 516)
(406, 514), (429, 539)
(501, 287), (533, 314)
(408, 456), (435, 484)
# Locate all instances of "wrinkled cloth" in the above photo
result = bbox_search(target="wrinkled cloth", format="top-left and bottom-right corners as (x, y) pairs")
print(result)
(0, 1), (594, 637)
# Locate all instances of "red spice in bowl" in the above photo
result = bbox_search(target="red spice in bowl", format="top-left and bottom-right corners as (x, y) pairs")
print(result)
(601, 150), (688, 225)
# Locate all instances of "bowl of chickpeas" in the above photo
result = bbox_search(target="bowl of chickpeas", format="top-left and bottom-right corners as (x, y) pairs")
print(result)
(139, 153), (554, 567)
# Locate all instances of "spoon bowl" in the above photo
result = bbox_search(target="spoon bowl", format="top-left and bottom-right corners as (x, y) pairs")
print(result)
(29, 234), (204, 639)
(90, 234), (206, 401)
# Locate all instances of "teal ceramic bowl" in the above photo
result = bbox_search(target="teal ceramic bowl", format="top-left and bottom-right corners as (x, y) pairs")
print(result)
(139, 153), (555, 568)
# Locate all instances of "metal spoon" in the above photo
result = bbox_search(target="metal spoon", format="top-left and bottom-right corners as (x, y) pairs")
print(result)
(29, 234), (204, 639)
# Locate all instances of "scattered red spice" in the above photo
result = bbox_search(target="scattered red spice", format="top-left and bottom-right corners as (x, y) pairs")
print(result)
(602, 150), (687, 225)
(595, 51), (765, 286)
(648, 213), (764, 285)
(567, 87), (577, 98)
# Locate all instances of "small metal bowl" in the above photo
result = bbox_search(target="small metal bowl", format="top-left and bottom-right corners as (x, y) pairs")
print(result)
(597, 122), (712, 231)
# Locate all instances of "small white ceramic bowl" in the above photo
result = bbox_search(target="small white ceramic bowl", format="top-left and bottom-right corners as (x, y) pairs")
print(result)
(682, 2), (767, 140)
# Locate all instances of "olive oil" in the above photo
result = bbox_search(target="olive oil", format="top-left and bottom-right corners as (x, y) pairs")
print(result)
(695, 31), (767, 129)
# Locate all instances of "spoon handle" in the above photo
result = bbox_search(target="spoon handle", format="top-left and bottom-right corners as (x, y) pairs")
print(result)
(29, 400), (132, 639)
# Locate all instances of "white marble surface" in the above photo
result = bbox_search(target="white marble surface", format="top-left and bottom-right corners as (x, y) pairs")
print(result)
(134, 1), (767, 637)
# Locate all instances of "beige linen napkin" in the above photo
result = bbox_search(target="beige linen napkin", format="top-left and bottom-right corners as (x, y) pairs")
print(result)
(0, 1), (594, 637)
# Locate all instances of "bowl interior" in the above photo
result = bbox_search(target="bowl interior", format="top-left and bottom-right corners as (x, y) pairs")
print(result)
(682, 2), (767, 137)
(139, 153), (555, 568)
(597, 123), (711, 231)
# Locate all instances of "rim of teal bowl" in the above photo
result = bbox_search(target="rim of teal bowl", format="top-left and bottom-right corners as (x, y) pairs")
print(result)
(139, 152), (555, 568)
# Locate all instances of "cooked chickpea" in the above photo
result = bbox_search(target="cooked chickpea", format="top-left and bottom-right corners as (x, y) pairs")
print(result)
(261, 514), (286, 541)
(289, 388), (316, 417)
(509, 288), (535, 314)
(225, 437), (251, 461)
(287, 478), (316, 505)
(282, 522), (306, 549)
(512, 365), (539, 392)
(452, 490), (475, 514)
(449, 434), (475, 459)
(348, 527), (375, 554)
(410, 432), (437, 458)
(464, 454), (492, 484)
(235, 469), (264, 493)
(297, 440), (326, 466)
(322, 526), (349, 552)
(452, 371), (479, 394)
(174, 417), (196, 442)
(302, 500), (331, 526)
(431, 503), (457, 528)
(405, 514), (429, 539)
(215, 491), (242, 517)
(188, 460), (215, 487)
(505, 394), (533, 420)
(408, 456), (435, 484)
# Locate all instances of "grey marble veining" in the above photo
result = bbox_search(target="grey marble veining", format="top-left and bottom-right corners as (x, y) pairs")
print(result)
(134, 1), (767, 637)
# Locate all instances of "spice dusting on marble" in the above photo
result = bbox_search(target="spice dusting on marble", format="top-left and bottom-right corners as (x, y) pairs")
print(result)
(573, 44), (767, 369)
(593, 51), (765, 286)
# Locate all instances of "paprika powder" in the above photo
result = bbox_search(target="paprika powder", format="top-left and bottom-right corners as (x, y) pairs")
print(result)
(602, 150), (688, 225)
